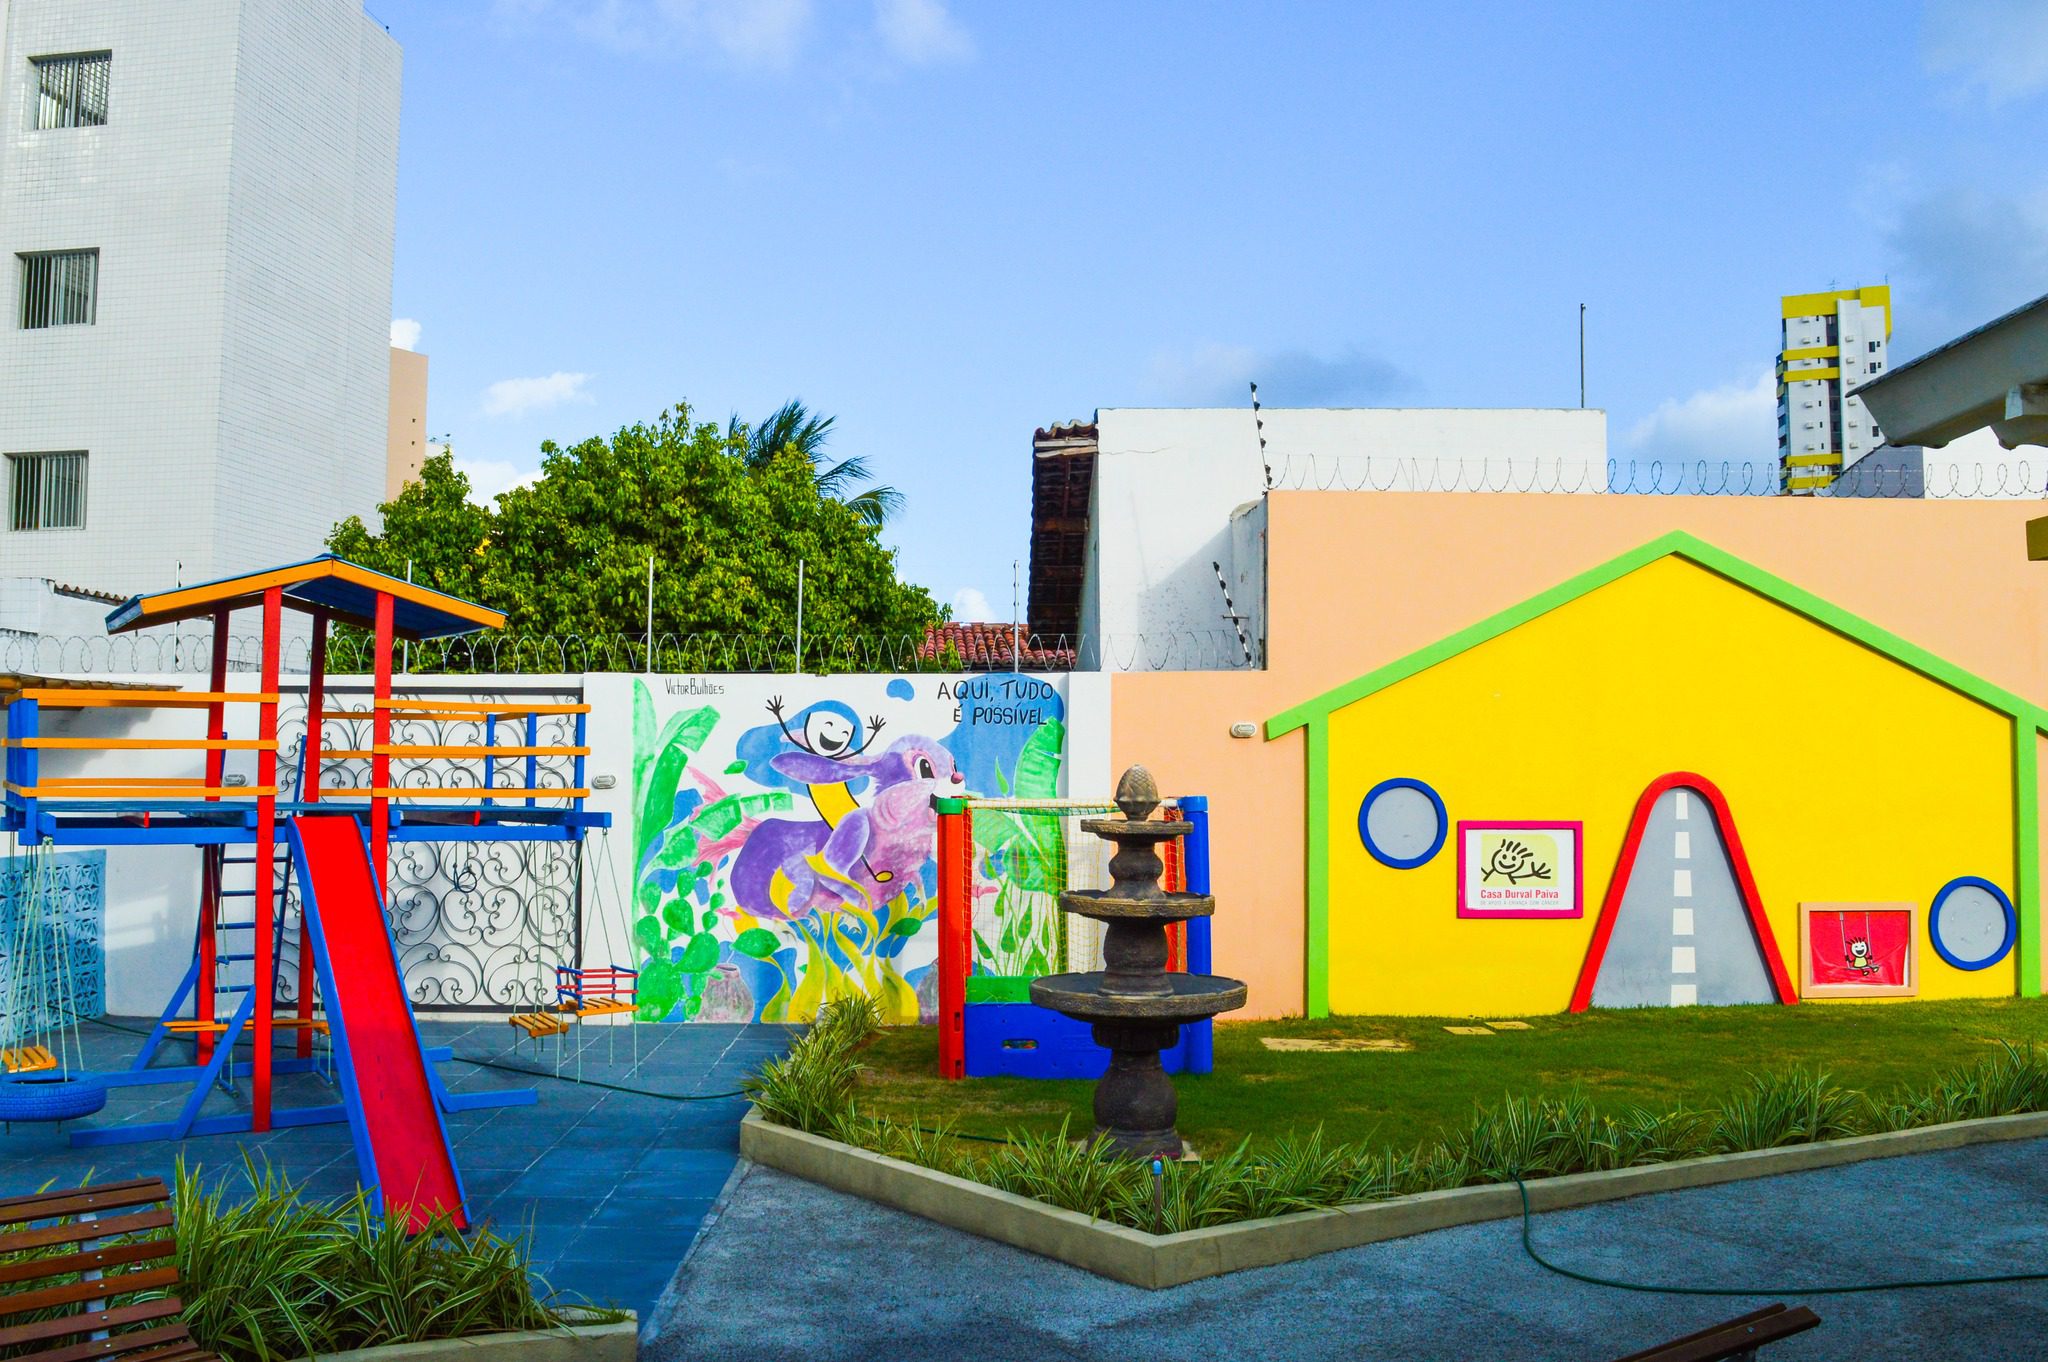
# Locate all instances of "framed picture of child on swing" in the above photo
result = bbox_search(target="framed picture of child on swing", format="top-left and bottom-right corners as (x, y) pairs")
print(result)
(1799, 902), (1918, 999)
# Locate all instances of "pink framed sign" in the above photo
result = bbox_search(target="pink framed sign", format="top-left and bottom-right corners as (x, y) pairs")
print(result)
(1456, 821), (1584, 919)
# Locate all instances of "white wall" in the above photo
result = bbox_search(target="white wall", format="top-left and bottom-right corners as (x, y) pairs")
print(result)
(1084, 407), (1608, 669)
(17, 668), (1111, 1024)
(0, 0), (398, 594)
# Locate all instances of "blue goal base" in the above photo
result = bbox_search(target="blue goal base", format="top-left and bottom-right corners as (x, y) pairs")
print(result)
(963, 1001), (1209, 1080)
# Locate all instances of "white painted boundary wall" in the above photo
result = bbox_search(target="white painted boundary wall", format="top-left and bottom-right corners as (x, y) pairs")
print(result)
(1078, 408), (1608, 667)
(19, 670), (1110, 1024)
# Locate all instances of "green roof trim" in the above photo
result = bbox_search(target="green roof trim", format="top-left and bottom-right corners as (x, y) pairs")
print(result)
(1267, 529), (2048, 737)
(1265, 528), (2048, 1018)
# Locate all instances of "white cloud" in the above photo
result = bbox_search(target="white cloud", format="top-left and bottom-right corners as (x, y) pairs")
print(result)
(494, 0), (814, 69)
(950, 586), (995, 621)
(1924, 0), (2048, 101)
(454, 455), (543, 505)
(1622, 369), (1778, 492)
(482, 371), (593, 418)
(390, 318), (422, 351)
(1143, 343), (1412, 407)
(874, 0), (973, 65)
(1882, 184), (2048, 356)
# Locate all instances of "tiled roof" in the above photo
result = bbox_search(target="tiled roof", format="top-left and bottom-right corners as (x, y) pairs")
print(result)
(917, 621), (1075, 672)
(1026, 420), (1098, 639)
(52, 582), (127, 605)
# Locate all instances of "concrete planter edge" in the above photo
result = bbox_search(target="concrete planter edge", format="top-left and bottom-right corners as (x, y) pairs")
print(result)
(739, 1107), (2048, 1289)
(306, 1316), (638, 1362)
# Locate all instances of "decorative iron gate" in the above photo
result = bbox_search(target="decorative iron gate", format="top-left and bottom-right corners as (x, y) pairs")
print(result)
(273, 684), (584, 1011)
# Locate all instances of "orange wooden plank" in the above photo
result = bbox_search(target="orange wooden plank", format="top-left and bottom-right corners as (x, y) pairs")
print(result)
(314, 787), (588, 800)
(19, 738), (277, 752)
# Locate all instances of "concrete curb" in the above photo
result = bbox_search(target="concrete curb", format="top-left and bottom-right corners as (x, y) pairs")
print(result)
(740, 1108), (2048, 1289)
(309, 1317), (638, 1362)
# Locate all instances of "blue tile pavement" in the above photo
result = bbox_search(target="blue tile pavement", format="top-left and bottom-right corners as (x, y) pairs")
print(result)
(0, 1017), (789, 1322)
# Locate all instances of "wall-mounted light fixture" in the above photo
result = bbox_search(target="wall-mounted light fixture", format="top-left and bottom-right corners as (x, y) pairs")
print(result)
(592, 774), (617, 790)
(222, 773), (248, 787)
(1229, 723), (1257, 739)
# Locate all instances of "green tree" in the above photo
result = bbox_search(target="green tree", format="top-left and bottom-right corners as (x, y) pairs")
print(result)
(736, 399), (903, 528)
(327, 452), (492, 603)
(326, 403), (938, 663)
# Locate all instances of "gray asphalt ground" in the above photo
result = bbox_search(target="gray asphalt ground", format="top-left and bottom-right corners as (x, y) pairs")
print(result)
(645, 1138), (2048, 1361)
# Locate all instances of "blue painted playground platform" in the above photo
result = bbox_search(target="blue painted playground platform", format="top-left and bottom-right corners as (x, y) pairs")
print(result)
(0, 1017), (788, 1320)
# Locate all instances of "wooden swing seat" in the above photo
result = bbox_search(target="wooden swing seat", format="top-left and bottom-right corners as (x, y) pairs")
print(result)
(558, 998), (635, 1019)
(161, 1018), (329, 1037)
(1, 1046), (57, 1075)
(508, 1012), (571, 1039)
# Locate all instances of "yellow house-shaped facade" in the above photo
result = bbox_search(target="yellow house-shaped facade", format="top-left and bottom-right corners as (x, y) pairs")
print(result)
(1268, 532), (2045, 1018)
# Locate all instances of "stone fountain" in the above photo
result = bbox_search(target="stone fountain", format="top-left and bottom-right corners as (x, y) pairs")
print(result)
(1029, 766), (1247, 1159)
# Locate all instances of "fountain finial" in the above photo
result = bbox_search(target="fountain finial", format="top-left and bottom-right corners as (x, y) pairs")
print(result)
(1114, 765), (1160, 821)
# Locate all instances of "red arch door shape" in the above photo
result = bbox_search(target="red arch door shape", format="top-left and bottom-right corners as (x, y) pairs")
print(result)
(1568, 771), (1798, 1012)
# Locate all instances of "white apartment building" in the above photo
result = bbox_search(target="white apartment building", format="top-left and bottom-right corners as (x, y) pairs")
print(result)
(0, 0), (400, 596)
(1777, 286), (1891, 494)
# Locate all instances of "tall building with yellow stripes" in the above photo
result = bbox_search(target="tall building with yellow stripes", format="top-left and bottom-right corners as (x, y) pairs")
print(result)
(1777, 286), (1892, 493)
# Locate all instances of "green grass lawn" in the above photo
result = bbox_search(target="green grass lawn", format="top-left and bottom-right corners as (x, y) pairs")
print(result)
(854, 998), (2048, 1152)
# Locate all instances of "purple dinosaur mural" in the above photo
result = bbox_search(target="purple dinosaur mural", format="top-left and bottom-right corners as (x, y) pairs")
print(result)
(730, 736), (962, 921)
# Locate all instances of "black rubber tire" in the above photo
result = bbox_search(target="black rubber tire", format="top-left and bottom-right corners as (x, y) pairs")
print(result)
(0, 1076), (108, 1122)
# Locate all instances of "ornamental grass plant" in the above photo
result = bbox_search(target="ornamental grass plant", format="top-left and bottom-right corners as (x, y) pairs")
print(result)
(750, 1003), (2048, 1236)
(0, 1158), (624, 1362)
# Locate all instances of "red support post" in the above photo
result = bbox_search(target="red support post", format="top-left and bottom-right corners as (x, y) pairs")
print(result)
(371, 593), (394, 903)
(197, 610), (231, 1062)
(298, 609), (328, 1058)
(252, 585), (282, 1131)
(935, 799), (970, 1080)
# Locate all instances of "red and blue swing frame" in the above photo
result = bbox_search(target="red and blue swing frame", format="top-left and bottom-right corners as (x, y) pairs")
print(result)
(1, 557), (609, 1161)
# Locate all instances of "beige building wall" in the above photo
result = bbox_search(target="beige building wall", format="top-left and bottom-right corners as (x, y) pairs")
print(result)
(386, 345), (428, 499)
(1112, 492), (2048, 1020)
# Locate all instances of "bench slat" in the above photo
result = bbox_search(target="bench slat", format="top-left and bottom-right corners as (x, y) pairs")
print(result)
(0, 1182), (168, 1228)
(0, 1266), (183, 1318)
(11, 1321), (196, 1362)
(0, 1239), (177, 1287)
(0, 1296), (184, 1349)
(1610, 1304), (1821, 1362)
(0, 1209), (175, 1256)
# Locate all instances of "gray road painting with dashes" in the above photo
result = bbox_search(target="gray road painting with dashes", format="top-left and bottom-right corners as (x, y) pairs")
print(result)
(1589, 786), (1773, 1008)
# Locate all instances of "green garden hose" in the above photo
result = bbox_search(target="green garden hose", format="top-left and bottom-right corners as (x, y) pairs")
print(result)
(1515, 1177), (2048, 1295)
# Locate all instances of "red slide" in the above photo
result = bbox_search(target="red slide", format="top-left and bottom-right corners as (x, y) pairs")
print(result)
(292, 815), (467, 1230)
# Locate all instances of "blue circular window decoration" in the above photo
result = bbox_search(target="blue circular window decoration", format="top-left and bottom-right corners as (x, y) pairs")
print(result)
(1358, 778), (1447, 869)
(1929, 876), (2016, 972)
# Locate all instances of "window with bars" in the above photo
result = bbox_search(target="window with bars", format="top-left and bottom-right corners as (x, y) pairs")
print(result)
(7, 453), (88, 531)
(18, 251), (97, 328)
(32, 52), (110, 129)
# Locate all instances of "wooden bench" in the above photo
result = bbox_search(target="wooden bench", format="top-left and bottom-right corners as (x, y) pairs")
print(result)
(1609, 1304), (1821, 1362)
(0, 1177), (219, 1362)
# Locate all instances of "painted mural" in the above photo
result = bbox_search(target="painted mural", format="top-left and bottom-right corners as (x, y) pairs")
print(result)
(627, 673), (1069, 1023)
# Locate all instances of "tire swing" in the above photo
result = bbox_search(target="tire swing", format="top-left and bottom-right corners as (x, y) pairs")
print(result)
(1, 841), (107, 1128)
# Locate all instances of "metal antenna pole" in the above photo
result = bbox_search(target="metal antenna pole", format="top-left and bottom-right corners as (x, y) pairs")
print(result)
(795, 559), (805, 675)
(1579, 304), (1587, 409)
(1012, 560), (1021, 670)
(644, 555), (654, 674)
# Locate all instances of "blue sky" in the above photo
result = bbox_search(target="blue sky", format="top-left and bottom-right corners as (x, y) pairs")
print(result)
(372, 0), (2048, 621)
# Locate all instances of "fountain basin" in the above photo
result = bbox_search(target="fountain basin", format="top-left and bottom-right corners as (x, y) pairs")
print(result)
(1058, 889), (1216, 921)
(1031, 972), (1247, 1021)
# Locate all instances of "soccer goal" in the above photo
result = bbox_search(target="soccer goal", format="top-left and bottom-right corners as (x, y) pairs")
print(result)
(934, 794), (1213, 1079)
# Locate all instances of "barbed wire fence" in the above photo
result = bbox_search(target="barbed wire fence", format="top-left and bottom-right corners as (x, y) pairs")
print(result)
(0, 627), (1261, 677)
(1264, 453), (2048, 498)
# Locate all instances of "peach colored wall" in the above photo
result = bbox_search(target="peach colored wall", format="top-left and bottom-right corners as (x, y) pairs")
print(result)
(387, 347), (430, 500)
(1112, 491), (2048, 1020)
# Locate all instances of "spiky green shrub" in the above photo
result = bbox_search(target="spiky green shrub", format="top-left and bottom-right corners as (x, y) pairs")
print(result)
(165, 1159), (622, 1362)
(751, 1011), (2048, 1235)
